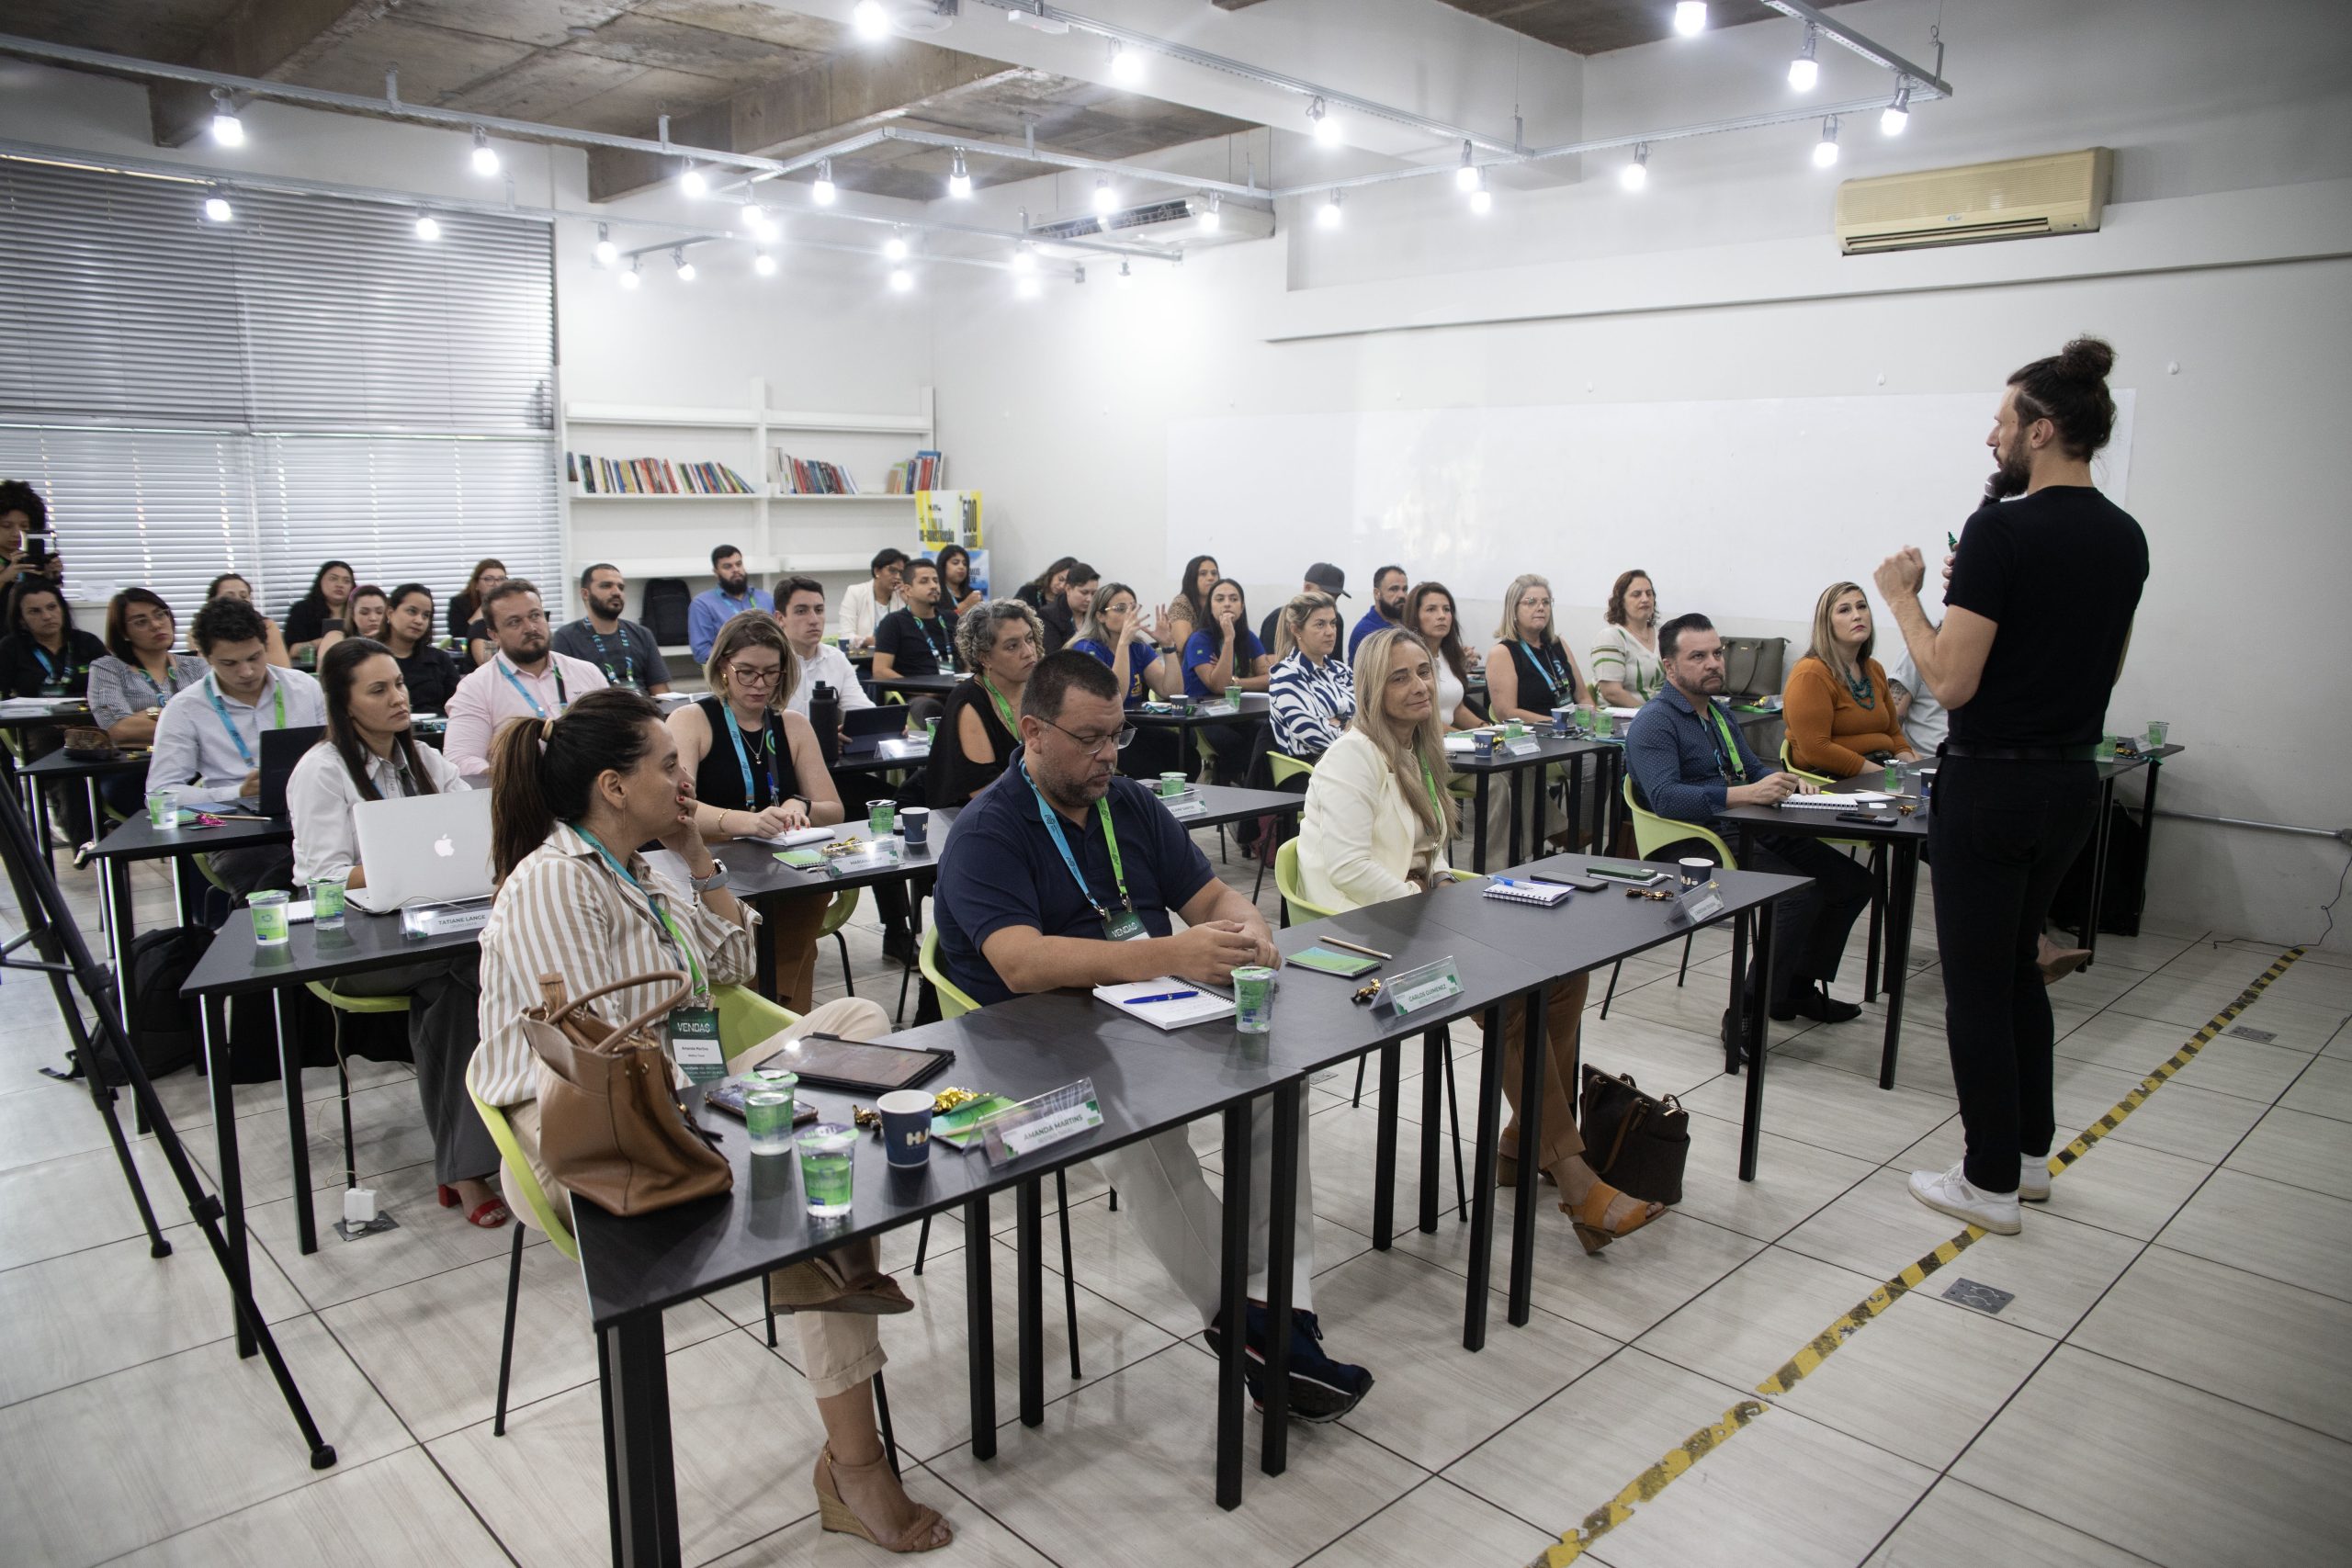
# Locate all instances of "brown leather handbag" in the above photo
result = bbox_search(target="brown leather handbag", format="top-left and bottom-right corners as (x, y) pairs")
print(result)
(1578, 1066), (1690, 1206)
(521, 969), (732, 1216)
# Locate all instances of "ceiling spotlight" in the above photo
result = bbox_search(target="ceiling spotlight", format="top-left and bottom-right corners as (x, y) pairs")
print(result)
(594, 222), (618, 265)
(1199, 193), (1221, 233)
(1453, 141), (1479, 193)
(470, 128), (500, 176)
(673, 247), (695, 281)
(619, 260), (641, 290)
(1117, 260), (1133, 285)
(209, 90), (244, 147)
(1882, 82), (1912, 136)
(1814, 116), (1841, 168)
(1092, 175), (1117, 216)
(1015, 275), (1042, 299)
(811, 159), (837, 205)
(1109, 39), (1143, 86)
(1789, 23), (1819, 91)
(1674, 2), (1708, 36)
(1317, 189), (1342, 230)
(202, 189), (234, 223)
(680, 162), (707, 197)
(888, 266), (914, 293)
(753, 251), (776, 276)
(1622, 143), (1649, 191)
(1468, 169), (1492, 215)
(414, 212), (442, 241)
(947, 148), (972, 199)
(852, 0), (890, 40)
(884, 230), (910, 261)
(742, 198), (778, 239)
(1308, 96), (1340, 147)
(1011, 241), (1037, 275)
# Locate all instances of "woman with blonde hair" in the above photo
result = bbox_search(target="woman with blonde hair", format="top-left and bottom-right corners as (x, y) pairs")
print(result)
(1783, 581), (1915, 779)
(666, 611), (844, 1011)
(1266, 591), (1352, 761)
(1484, 572), (1588, 851)
(1296, 628), (1661, 1254)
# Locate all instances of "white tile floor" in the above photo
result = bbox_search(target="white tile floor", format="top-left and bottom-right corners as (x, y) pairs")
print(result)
(4, 830), (2349, 1568)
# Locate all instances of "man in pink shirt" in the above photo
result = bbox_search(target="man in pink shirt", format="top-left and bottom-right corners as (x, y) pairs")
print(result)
(443, 579), (608, 777)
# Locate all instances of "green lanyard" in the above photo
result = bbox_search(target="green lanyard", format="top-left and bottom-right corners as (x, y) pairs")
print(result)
(980, 672), (1018, 733)
(575, 828), (707, 998)
(1023, 762), (1131, 919)
(1702, 701), (1748, 784)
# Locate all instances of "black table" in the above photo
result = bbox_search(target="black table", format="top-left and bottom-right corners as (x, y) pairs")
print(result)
(865, 671), (962, 700)
(2078, 745), (2181, 963)
(21, 746), (147, 865)
(1447, 732), (1623, 873)
(1129, 694), (1272, 781)
(87, 809), (294, 1028)
(1719, 776), (1928, 1089)
(573, 991), (1309, 1562)
(179, 908), (484, 1339)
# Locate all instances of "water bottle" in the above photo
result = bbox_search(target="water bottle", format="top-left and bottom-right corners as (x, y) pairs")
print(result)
(810, 682), (841, 768)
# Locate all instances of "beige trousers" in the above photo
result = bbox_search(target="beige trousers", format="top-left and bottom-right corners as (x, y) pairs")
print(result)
(502, 995), (894, 1398)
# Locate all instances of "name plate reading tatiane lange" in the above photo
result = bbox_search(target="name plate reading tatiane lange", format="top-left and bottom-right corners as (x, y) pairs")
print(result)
(1381, 957), (1464, 1018)
(981, 1078), (1105, 1166)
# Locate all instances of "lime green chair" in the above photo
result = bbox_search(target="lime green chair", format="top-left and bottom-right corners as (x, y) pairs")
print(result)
(1602, 774), (1736, 1018)
(817, 887), (861, 993)
(910, 927), (1081, 1358)
(1273, 837), (1337, 928)
(304, 980), (411, 1193)
(1776, 739), (1889, 991)
(1255, 750), (1317, 905)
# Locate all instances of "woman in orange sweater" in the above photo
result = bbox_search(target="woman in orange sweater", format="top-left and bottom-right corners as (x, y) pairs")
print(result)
(1784, 581), (1917, 778)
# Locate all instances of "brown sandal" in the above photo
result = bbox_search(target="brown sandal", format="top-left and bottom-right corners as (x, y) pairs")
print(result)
(814, 1444), (950, 1553)
(1563, 1180), (1662, 1255)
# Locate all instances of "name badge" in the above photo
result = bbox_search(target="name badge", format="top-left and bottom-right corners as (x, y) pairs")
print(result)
(668, 1005), (726, 1083)
(1102, 908), (1149, 942)
(1382, 957), (1464, 1017)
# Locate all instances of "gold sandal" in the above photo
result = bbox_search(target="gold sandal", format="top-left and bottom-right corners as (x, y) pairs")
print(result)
(1564, 1180), (1662, 1255)
(814, 1445), (950, 1554)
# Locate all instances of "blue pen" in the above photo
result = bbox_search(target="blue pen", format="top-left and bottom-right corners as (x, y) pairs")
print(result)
(1125, 989), (1201, 1005)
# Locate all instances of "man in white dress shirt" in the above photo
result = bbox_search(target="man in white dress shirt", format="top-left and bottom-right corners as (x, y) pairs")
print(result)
(148, 596), (326, 892)
(443, 581), (608, 777)
(833, 547), (907, 649)
(777, 575), (873, 724)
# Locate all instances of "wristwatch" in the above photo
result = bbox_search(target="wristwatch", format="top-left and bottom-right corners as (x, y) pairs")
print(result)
(690, 858), (729, 894)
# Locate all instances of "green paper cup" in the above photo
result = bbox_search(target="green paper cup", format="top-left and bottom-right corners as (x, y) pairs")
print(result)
(1233, 965), (1276, 1034)
(249, 890), (290, 946)
(867, 800), (896, 837)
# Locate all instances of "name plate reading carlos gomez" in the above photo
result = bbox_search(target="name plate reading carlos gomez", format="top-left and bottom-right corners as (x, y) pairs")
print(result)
(1382, 957), (1464, 1017)
(981, 1078), (1104, 1166)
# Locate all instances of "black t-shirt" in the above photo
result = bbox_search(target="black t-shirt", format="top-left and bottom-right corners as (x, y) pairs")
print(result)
(393, 644), (463, 715)
(0, 629), (105, 697)
(875, 607), (958, 676)
(550, 615), (663, 694)
(1037, 598), (1077, 655)
(284, 597), (333, 645)
(691, 695), (796, 812)
(1944, 485), (2148, 749)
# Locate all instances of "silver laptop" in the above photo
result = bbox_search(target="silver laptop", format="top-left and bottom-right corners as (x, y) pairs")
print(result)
(345, 788), (496, 912)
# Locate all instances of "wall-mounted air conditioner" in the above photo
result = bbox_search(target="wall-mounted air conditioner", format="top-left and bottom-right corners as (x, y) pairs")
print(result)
(1835, 148), (2112, 254)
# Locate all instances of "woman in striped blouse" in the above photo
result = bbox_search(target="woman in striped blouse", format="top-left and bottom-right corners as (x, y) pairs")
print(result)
(1266, 591), (1354, 761)
(469, 688), (952, 1554)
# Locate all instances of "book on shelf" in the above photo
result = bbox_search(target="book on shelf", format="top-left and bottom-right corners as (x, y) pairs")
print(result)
(770, 451), (862, 496)
(883, 450), (947, 494)
(565, 452), (752, 496)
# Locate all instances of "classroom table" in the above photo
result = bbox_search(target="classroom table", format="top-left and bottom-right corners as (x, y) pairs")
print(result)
(2076, 744), (2182, 961)
(1129, 693), (1272, 782)
(178, 907), (483, 1337)
(0, 701), (96, 839)
(19, 746), (145, 866)
(87, 810), (294, 1027)
(864, 671), (963, 700)
(1718, 773), (1928, 1089)
(1445, 731), (1623, 873)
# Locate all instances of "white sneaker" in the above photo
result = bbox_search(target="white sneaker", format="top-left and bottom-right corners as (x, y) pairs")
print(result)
(1907, 1164), (2021, 1235)
(2019, 1157), (2052, 1203)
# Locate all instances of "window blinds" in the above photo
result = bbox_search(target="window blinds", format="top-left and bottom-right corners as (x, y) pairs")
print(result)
(0, 156), (558, 626)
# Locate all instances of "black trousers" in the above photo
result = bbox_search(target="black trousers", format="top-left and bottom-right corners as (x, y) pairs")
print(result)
(1661, 830), (1873, 1009)
(1929, 756), (2101, 1192)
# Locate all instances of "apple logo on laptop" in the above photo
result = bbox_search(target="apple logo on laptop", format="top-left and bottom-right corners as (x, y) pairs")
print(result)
(433, 834), (456, 859)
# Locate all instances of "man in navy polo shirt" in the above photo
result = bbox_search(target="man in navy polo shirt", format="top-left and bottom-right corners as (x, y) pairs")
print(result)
(935, 651), (1374, 1423)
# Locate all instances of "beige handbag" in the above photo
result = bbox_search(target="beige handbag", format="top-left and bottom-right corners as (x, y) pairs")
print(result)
(520, 969), (732, 1216)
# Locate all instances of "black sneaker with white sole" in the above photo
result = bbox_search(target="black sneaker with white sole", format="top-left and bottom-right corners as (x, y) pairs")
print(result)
(1205, 1303), (1374, 1424)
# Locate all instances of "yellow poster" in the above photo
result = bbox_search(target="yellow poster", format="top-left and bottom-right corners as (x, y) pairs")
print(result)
(915, 490), (983, 548)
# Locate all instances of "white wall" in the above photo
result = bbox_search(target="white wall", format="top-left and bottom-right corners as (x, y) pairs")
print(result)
(927, 0), (2352, 949)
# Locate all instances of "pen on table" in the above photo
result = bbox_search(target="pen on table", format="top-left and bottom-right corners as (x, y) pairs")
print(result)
(1125, 990), (1201, 1006)
(1320, 937), (1393, 962)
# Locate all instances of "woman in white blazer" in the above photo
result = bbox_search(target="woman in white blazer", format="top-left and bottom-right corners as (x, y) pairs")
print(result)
(1297, 628), (1664, 1255)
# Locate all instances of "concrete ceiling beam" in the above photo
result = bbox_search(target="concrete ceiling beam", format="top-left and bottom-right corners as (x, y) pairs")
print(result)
(146, 0), (382, 148)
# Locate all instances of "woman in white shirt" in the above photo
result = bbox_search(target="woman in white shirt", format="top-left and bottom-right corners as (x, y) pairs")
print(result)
(1406, 581), (1483, 730)
(1589, 570), (1665, 707)
(286, 637), (505, 1228)
(1266, 592), (1353, 760)
(469, 688), (950, 1554)
(1296, 628), (1665, 1256)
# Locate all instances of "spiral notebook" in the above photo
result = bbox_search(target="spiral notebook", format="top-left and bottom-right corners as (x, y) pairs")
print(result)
(1483, 876), (1573, 908)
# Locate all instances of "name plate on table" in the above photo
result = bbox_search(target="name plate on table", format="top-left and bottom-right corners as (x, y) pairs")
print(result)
(1165, 797), (1207, 819)
(1380, 957), (1464, 1018)
(400, 900), (492, 939)
(1505, 739), (1543, 756)
(1193, 701), (1239, 717)
(1670, 879), (1727, 926)
(980, 1078), (1104, 1166)
(875, 738), (930, 761)
(824, 843), (902, 878)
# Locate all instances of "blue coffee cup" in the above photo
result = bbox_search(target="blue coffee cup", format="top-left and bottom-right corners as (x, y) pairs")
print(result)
(876, 1089), (933, 1168)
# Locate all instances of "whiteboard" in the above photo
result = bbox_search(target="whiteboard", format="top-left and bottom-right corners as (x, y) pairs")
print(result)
(1167, 391), (2135, 617)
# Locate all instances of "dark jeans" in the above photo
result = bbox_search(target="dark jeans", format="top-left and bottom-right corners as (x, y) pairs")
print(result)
(1929, 755), (2101, 1192)
(213, 843), (296, 898)
(1660, 830), (1873, 1009)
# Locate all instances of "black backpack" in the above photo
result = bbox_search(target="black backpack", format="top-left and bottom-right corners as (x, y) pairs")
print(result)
(641, 578), (692, 649)
(92, 926), (214, 1082)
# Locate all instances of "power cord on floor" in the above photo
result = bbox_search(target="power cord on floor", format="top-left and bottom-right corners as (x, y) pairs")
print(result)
(2310, 839), (2352, 950)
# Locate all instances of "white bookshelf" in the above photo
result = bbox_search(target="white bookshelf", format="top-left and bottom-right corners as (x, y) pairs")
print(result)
(555, 380), (940, 658)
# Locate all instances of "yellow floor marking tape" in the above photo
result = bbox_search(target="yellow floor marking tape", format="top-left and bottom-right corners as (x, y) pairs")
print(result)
(1532, 944), (2306, 1568)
